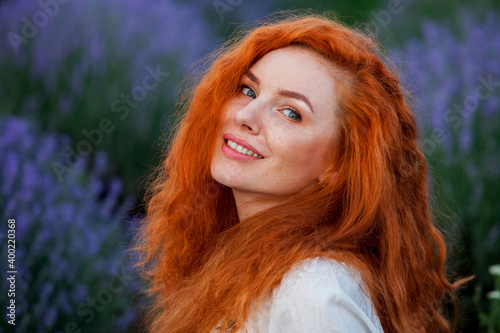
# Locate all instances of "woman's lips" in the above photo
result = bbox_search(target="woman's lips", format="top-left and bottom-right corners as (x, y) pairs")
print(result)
(223, 133), (263, 157)
(220, 133), (264, 161)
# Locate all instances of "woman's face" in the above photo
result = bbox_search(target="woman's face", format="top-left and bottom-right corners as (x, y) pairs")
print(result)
(210, 45), (339, 206)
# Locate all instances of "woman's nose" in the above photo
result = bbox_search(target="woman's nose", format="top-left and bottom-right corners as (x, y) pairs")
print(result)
(234, 100), (263, 134)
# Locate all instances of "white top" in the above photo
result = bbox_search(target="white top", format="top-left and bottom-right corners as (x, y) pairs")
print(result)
(243, 257), (384, 332)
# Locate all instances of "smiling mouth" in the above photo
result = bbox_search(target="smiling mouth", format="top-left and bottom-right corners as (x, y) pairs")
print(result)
(225, 139), (263, 159)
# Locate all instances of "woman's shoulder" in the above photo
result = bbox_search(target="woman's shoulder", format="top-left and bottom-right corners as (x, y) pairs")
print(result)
(281, 257), (363, 290)
(246, 257), (384, 332)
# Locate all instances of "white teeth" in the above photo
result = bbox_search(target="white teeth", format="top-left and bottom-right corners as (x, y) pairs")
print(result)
(226, 139), (263, 158)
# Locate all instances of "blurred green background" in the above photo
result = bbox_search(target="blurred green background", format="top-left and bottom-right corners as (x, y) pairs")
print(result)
(0, 0), (499, 331)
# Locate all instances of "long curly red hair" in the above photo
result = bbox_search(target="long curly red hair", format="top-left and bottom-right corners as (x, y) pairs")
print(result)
(135, 13), (469, 332)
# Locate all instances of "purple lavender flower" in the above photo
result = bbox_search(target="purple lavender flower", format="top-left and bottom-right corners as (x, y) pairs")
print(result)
(397, 11), (500, 156)
(0, 116), (139, 332)
(0, 0), (209, 88)
(0, 0), (214, 199)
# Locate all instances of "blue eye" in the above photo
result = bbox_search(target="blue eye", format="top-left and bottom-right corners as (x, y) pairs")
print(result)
(281, 108), (302, 121)
(242, 85), (256, 99)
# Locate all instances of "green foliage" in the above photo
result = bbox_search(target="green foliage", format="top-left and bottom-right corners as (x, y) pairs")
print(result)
(475, 265), (500, 332)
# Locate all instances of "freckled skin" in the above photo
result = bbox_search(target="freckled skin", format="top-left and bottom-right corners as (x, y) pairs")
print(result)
(210, 46), (338, 220)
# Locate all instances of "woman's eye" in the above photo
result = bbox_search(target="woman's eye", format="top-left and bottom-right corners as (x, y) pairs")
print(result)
(242, 85), (256, 99)
(281, 108), (302, 121)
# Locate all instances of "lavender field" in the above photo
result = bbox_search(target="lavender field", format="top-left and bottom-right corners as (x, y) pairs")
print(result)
(1, 0), (499, 331)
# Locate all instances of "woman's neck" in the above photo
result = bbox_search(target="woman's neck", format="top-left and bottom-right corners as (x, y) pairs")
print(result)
(231, 189), (280, 221)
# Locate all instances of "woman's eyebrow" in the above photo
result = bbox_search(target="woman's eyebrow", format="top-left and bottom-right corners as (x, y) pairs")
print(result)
(245, 70), (260, 84)
(278, 89), (314, 114)
(245, 70), (314, 114)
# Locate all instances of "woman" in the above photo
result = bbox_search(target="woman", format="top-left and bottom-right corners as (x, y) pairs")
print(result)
(136, 13), (468, 332)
